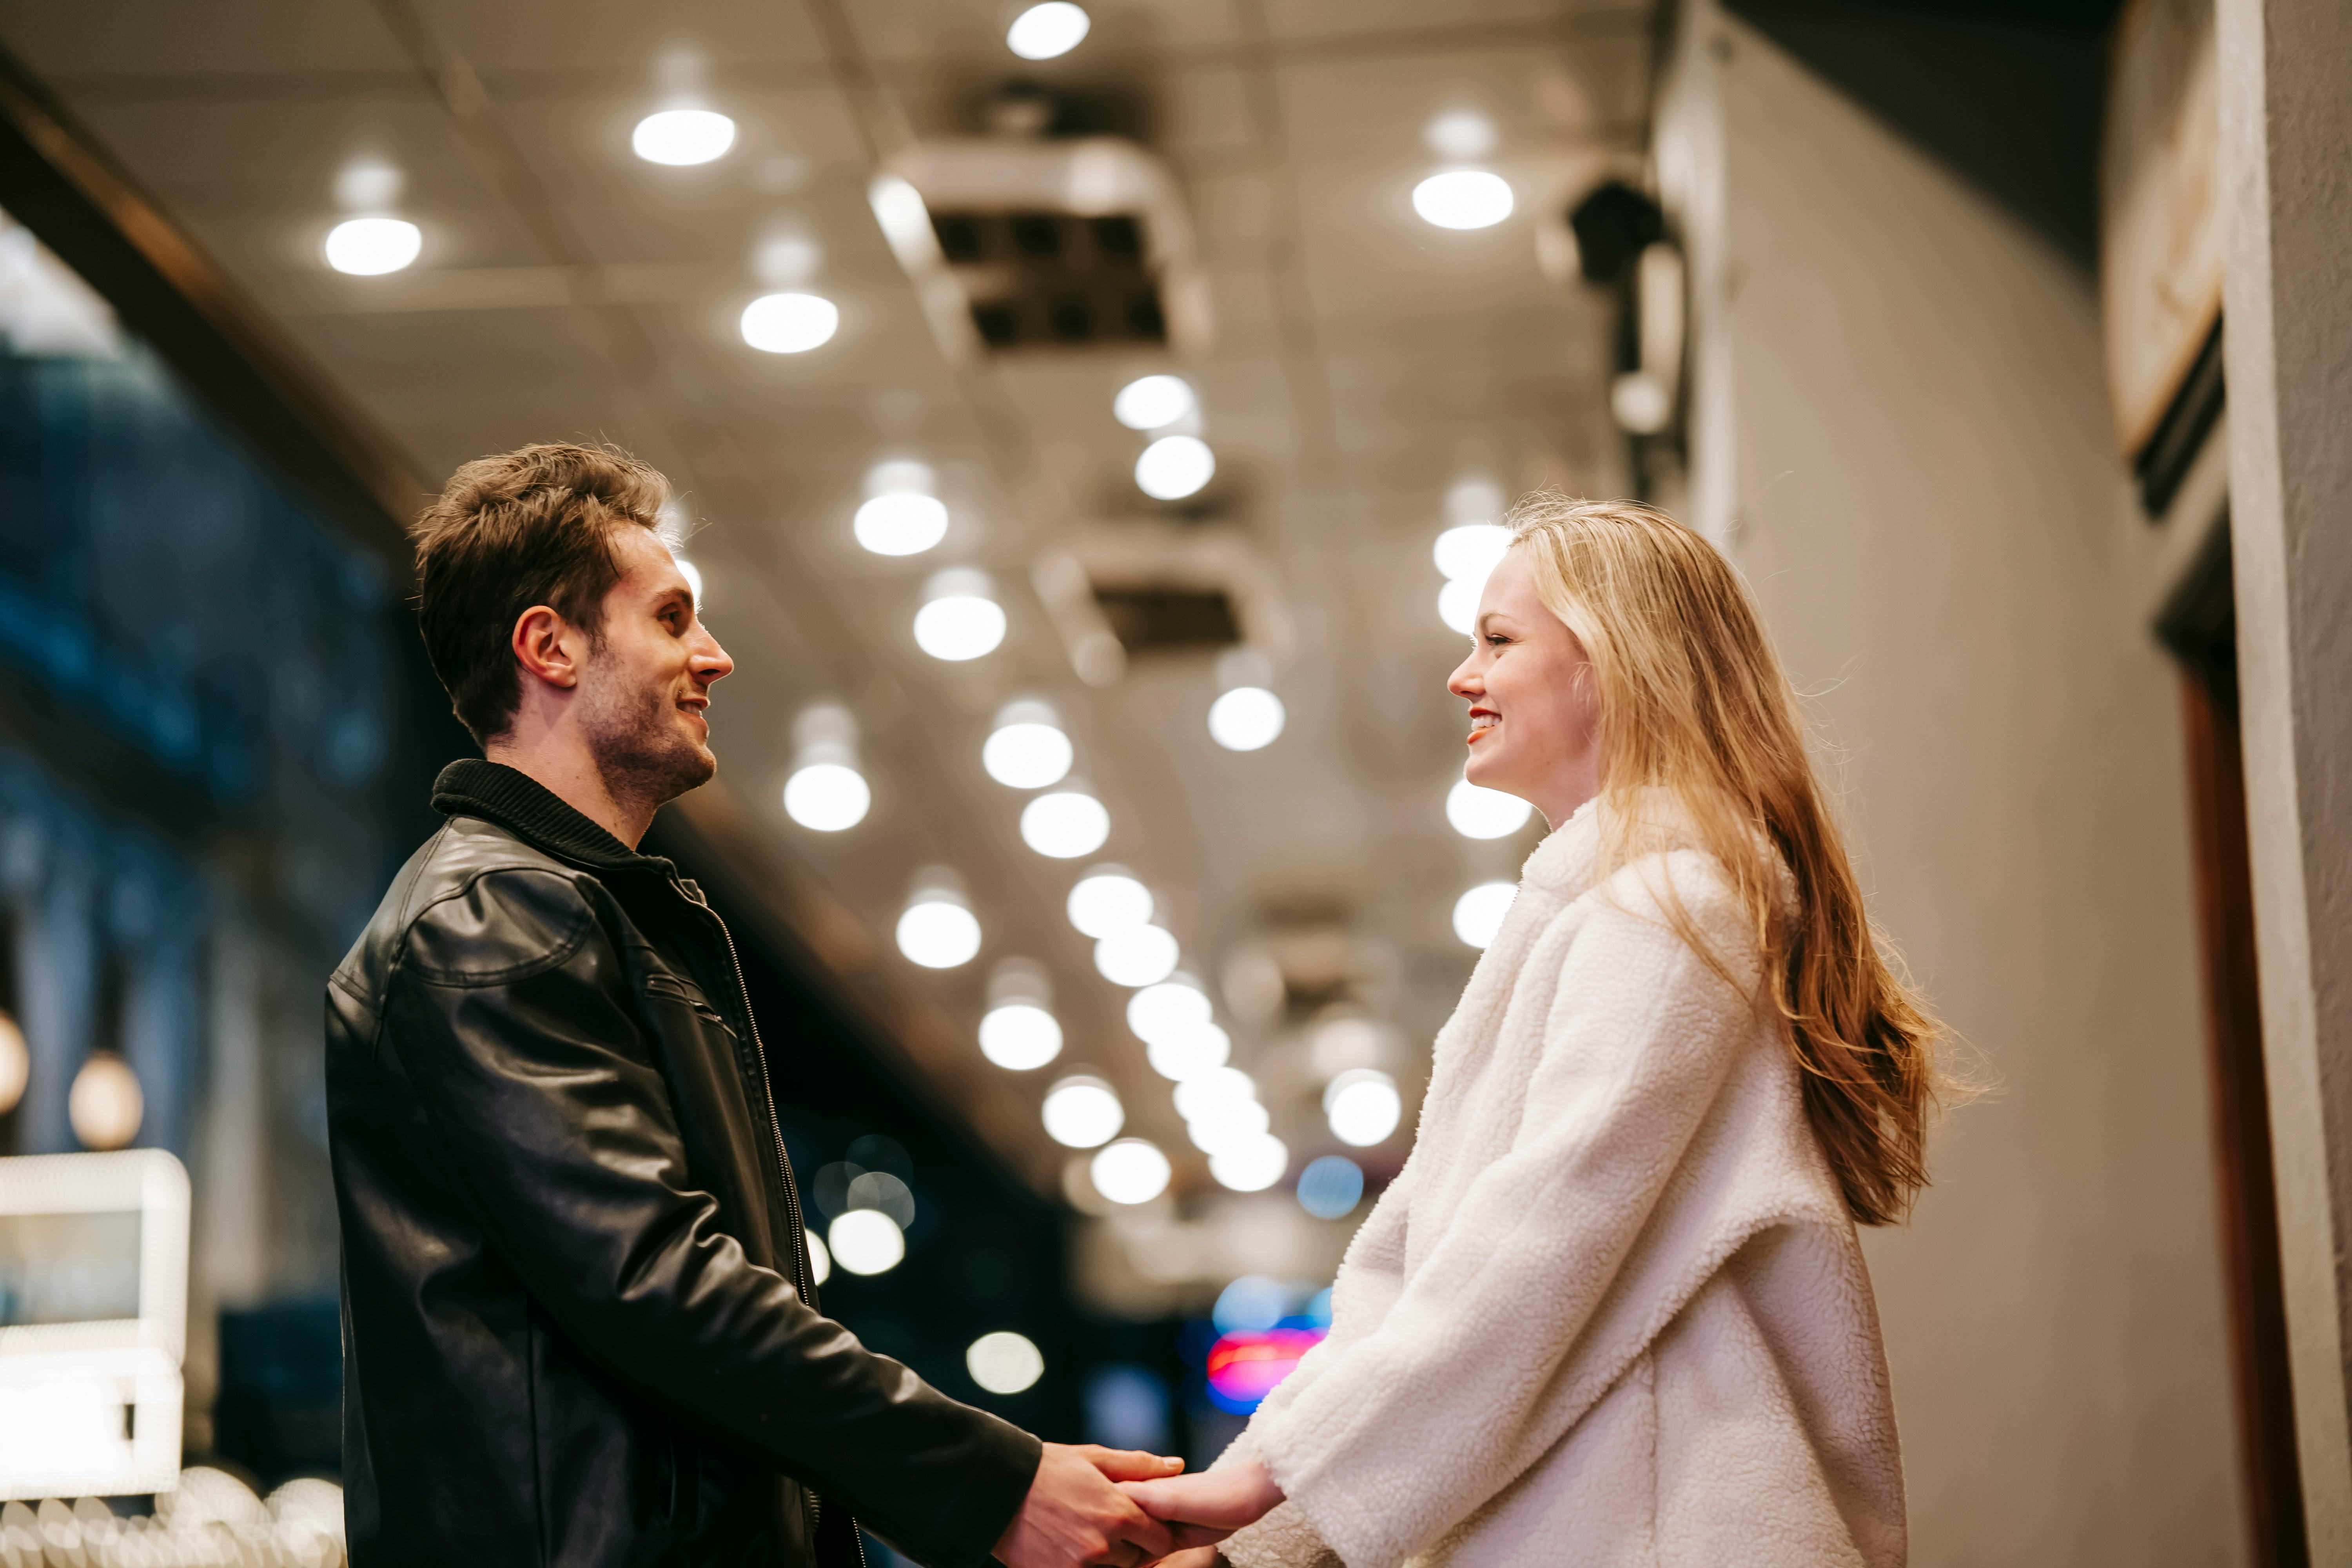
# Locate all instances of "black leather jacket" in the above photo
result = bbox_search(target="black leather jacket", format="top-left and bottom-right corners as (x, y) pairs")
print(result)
(327, 760), (1040, 1567)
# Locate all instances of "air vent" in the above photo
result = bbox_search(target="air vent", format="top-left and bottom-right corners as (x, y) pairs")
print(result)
(873, 138), (1211, 361)
(1091, 585), (1241, 653)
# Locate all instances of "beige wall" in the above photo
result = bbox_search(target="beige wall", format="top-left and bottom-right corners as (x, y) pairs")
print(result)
(1657, 7), (2247, 1563)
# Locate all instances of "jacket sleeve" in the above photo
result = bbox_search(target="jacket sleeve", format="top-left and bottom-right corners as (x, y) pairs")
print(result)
(378, 866), (1039, 1568)
(1249, 853), (1769, 1568)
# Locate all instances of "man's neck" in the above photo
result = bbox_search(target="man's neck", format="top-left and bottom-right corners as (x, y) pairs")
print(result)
(483, 737), (655, 848)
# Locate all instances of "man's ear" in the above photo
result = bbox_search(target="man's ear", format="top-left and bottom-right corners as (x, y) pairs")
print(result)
(511, 605), (582, 691)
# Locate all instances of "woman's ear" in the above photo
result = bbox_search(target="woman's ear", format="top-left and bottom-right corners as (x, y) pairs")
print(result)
(510, 604), (581, 691)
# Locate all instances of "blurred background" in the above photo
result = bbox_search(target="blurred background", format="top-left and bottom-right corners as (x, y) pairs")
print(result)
(0, 0), (2345, 1564)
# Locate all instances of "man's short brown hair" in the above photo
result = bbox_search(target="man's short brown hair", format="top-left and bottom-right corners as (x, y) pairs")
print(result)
(411, 442), (671, 744)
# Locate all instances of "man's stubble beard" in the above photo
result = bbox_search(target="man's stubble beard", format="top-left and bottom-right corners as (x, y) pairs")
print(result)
(575, 652), (715, 820)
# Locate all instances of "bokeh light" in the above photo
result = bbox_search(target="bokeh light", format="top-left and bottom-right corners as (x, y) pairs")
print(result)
(1021, 791), (1111, 858)
(1446, 777), (1532, 839)
(1042, 1075), (1124, 1148)
(1207, 686), (1285, 751)
(967, 1330), (1046, 1393)
(897, 895), (982, 968)
(740, 291), (838, 353)
(1209, 1133), (1288, 1192)
(804, 1227), (832, 1285)
(1135, 435), (1216, 500)
(323, 217), (421, 276)
(1069, 868), (1153, 937)
(1006, 1), (1091, 60)
(1296, 1154), (1365, 1218)
(783, 762), (870, 831)
(828, 1208), (905, 1275)
(1090, 1138), (1172, 1205)
(1452, 881), (1516, 948)
(1325, 1068), (1403, 1147)
(978, 1002), (1063, 1071)
(1412, 169), (1514, 230)
(1113, 374), (1196, 430)
(632, 108), (737, 165)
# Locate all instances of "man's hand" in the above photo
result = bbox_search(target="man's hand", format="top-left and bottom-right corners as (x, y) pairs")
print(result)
(995, 1443), (1184, 1568)
(1118, 1455), (1284, 1548)
(1143, 1550), (1222, 1568)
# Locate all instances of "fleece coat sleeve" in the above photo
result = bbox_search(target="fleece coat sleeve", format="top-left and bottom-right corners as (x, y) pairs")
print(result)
(1249, 853), (1766, 1568)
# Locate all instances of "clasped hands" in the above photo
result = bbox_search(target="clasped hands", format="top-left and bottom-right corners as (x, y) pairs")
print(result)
(995, 1444), (1283, 1568)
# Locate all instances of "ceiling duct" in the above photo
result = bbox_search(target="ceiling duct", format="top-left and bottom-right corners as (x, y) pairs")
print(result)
(871, 138), (1212, 362)
(1030, 521), (1294, 686)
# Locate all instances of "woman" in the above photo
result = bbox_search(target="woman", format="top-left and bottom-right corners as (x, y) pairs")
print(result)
(1125, 495), (1940, 1568)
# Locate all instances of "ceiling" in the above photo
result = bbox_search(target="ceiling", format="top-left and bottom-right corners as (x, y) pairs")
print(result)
(0, 0), (1654, 1291)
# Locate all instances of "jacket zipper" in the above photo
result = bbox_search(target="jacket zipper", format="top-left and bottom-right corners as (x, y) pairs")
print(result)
(698, 895), (857, 1565)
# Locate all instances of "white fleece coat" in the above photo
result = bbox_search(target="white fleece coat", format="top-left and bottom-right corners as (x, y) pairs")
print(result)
(1220, 797), (1905, 1568)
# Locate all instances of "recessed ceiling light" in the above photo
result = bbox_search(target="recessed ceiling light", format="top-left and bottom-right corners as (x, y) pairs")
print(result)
(1022, 791), (1111, 859)
(1433, 523), (1512, 584)
(1113, 374), (1196, 431)
(783, 762), (871, 832)
(1007, 1), (1091, 60)
(1412, 169), (1515, 231)
(1438, 576), (1484, 635)
(740, 292), (838, 353)
(632, 108), (737, 166)
(1094, 924), (1179, 987)
(914, 570), (1007, 661)
(978, 1002), (1064, 1071)
(1089, 1139), (1172, 1205)
(1069, 869), (1153, 937)
(1446, 777), (1534, 840)
(854, 492), (949, 556)
(1452, 881), (1517, 948)
(1325, 1068), (1403, 1146)
(1043, 1075), (1124, 1148)
(1207, 1133), (1289, 1193)
(984, 706), (1075, 789)
(324, 217), (421, 276)
(898, 893), (982, 968)
(967, 1330), (1046, 1392)
(1207, 687), (1285, 752)
(1136, 434), (1215, 501)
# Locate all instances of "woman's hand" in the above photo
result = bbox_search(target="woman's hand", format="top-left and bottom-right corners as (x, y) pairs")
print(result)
(1144, 1548), (1224, 1568)
(1118, 1454), (1285, 1546)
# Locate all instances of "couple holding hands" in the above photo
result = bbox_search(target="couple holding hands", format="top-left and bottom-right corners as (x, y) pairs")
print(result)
(327, 442), (1933, 1568)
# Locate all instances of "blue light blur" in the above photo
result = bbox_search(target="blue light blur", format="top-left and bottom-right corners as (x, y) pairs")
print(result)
(1295, 1154), (1364, 1218)
(1211, 1274), (1288, 1334)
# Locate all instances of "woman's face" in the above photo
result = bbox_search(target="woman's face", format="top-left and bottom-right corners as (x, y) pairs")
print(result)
(1446, 548), (1603, 828)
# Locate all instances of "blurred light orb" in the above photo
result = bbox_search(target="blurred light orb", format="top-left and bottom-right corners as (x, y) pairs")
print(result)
(1006, 1), (1091, 60)
(324, 217), (421, 276)
(1425, 110), (1497, 161)
(69, 1052), (143, 1151)
(1438, 575), (1484, 635)
(1135, 435), (1216, 501)
(1184, 1095), (1270, 1154)
(1297, 1154), (1366, 1219)
(984, 722), (1074, 789)
(1207, 687), (1285, 751)
(804, 1227), (833, 1285)
(1094, 923), (1180, 987)
(1213, 1274), (1289, 1333)
(1113, 374), (1196, 430)
(1433, 522), (1512, 583)
(0, 1010), (26, 1115)
(1412, 169), (1515, 230)
(1090, 1138), (1172, 1205)
(967, 1330), (1046, 1394)
(1021, 791), (1111, 858)
(828, 1208), (905, 1275)
(854, 492), (949, 556)
(632, 108), (737, 165)
(1043, 1076), (1125, 1148)
(979, 1002), (1063, 1071)
(1125, 980), (1212, 1045)
(1145, 1023), (1230, 1083)
(897, 897), (982, 969)
(1172, 1067), (1256, 1124)
(1209, 1134), (1289, 1193)
(783, 763), (870, 831)
(914, 593), (1007, 661)
(1446, 778), (1533, 839)
(1325, 1068), (1403, 1147)
(1069, 869), (1153, 937)
(673, 555), (704, 606)
(740, 291), (839, 353)
(1611, 369), (1674, 435)
(1452, 881), (1516, 948)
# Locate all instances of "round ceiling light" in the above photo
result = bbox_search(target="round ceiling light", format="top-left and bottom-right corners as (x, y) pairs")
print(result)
(632, 108), (737, 166)
(0, 1011), (26, 1116)
(1296, 1154), (1365, 1219)
(1094, 924), (1179, 988)
(1090, 1138), (1172, 1205)
(324, 217), (421, 276)
(1021, 791), (1110, 859)
(828, 1208), (905, 1275)
(1135, 435), (1215, 501)
(1006, 1), (1091, 60)
(1325, 1068), (1403, 1147)
(1425, 110), (1497, 161)
(1144, 1022), (1230, 1083)
(984, 720), (1074, 790)
(1451, 881), (1517, 949)
(1042, 1075), (1124, 1148)
(1124, 980), (1211, 1046)
(1069, 869), (1152, 937)
(854, 492), (949, 556)
(783, 762), (871, 832)
(804, 1226), (832, 1285)
(914, 572), (1007, 661)
(1208, 1133), (1289, 1193)
(68, 1052), (143, 1151)
(1113, 374), (1196, 431)
(978, 1002), (1063, 1071)
(1184, 1094), (1270, 1154)
(1445, 777), (1533, 840)
(1172, 1067), (1255, 1125)
(1438, 576), (1484, 635)
(741, 291), (839, 353)
(1412, 169), (1515, 231)
(1433, 522), (1512, 584)
(898, 895), (982, 969)
(1207, 687), (1285, 752)
(967, 1330), (1046, 1393)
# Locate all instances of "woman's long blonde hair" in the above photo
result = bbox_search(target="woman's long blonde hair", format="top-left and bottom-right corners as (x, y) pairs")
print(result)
(1508, 492), (1941, 1225)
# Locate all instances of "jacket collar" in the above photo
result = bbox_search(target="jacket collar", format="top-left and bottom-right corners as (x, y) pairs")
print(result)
(431, 759), (677, 878)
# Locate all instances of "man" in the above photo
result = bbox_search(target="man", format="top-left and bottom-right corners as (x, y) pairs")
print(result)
(327, 443), (1179, 1568)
